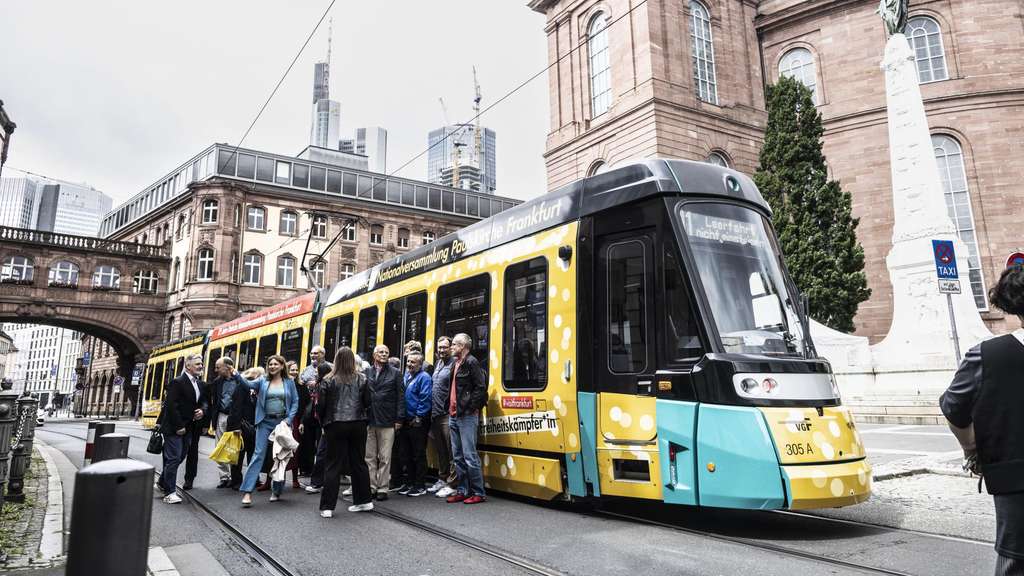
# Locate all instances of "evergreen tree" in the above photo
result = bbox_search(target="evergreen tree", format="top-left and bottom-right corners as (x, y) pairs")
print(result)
(754, 76), (870, 333)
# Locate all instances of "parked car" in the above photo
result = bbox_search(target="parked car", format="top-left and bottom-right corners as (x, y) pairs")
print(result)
(35, 409), (45, 427)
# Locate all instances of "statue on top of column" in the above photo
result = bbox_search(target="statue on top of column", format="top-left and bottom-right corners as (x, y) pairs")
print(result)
(878, 0), (910, 36)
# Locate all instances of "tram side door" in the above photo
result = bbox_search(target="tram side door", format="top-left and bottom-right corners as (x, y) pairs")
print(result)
(593, 229), (662, 499)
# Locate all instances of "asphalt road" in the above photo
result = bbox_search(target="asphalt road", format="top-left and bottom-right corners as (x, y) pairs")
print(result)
(35, 419), (996, 576)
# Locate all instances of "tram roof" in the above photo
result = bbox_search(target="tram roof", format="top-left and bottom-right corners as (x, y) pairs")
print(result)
(324, 158), (766, 306)
(149, 332), (208, 357)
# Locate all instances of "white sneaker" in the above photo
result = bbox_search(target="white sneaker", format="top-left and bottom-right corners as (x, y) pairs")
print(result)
(436, 486), (455, 498)
(163, 493), (182, 504)
(348, 502), (374, 512)
(427, 479), (445, 493)
(305, 485), (322, 494)
(320, 510), (333, 518)
(342, 487), (352, 496)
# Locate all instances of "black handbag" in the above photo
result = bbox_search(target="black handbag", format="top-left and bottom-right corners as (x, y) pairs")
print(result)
(240, 419), (256, 445)
(146, 427), (164, 454)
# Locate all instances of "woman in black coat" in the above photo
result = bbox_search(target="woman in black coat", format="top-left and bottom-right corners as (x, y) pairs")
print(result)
(225, 368), (259, 490)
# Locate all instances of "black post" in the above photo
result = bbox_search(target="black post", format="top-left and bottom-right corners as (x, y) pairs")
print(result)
(0, 388), (19, 510)
(5, 394), (40, 503)
(86, 422), (115, 464)
(66, 459), (153, 576)
(92, 433), (130, 462)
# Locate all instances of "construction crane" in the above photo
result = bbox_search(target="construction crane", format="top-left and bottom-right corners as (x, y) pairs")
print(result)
(438, 98), (462, 188)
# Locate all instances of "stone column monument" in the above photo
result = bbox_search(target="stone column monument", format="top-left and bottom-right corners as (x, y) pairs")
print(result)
(869, 0), (991, 390)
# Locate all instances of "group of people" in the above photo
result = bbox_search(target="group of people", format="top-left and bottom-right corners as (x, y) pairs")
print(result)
(156, 332), (489, 518)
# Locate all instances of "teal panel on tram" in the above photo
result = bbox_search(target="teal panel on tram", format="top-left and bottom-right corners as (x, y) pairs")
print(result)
(576, 392), (601, 497)
(695, 404), (785, 509)
(656, 399), (698, 505)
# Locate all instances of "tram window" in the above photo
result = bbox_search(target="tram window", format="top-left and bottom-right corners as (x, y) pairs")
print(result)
(222, 344), (237, 362)
(207, 348), (222, 382)
(607, 241), (648, 374)
(324, 314), (353, 359)
(151, 362), (165, 400)
(503, 258), (547, 390)
(281, 329), (303, 366)
(437, 274), (490, 371)
(174, 357), (184, 379)
(357, 307), (379, 363)
(662, 246), (704, 363)
(164, 359), (177, 394)
(237, 338), (256, 370)
(384, 292), (427, 361)
(257, 334), (278, 367)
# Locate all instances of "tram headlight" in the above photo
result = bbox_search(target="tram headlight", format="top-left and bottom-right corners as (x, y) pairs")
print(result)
(761, 378), (778, 394)
(740, 378), (759, 394)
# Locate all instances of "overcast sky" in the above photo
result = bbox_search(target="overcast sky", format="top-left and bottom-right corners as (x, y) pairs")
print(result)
(1, 1), (550, 206)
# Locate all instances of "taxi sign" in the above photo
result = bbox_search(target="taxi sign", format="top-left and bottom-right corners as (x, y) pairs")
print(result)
(932, 240), (958, 280)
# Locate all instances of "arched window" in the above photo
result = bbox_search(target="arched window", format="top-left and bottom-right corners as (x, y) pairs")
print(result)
(312, 214), (328, 239)
(421, 230), (435, 245)
(234, 204), (241, 227)
(230, 251), (239, 283)
(243, 252), (263, 285)
(93, 265), (120, 290)
(277, 255), (295, 287)
(310, 258), (326, 287)
(132, 270), (159, 294)
(689, 1), (718, 104)
(196, 248), (214, 281)
(176, 214), (186, 239)
(141, 233), (148, 245)
(1, 255), (34, 283)
(279, 210), (298, 236)
(397, 228), (410, 249)
(587, 161), (606, 176)
(340, 263), (355, 280)
(201, 199), (219, 224)
(48, 261), (80, 287)
(370, 224), (384, 245)
(907, 17), (948, 83)
(779, 47), (817, 103)
(247, 206), (266, 230)
(588, 13), (612, 117)
(933, 134), (985, 309)
(706, 151), (730, 167)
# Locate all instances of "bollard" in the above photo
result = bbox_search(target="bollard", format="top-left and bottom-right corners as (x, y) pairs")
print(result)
(84, 421), (100, 462)
(92, 433), (130, 463)
(0, 388), (19, 509)
(5, 394), (39, 503)
(85, 422), (115, 464)
(66, 459), (153, 576)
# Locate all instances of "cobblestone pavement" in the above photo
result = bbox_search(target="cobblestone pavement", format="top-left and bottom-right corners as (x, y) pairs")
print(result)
(0, 450), (63, 572)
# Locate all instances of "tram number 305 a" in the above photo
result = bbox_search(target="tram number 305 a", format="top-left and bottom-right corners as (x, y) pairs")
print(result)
(784, 443), (815, 456)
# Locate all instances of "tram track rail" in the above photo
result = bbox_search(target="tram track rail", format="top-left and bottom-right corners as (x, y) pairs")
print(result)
(595, 508), (916, 576)
(772, 509), (993, 547)
(373, 506), (567, 576)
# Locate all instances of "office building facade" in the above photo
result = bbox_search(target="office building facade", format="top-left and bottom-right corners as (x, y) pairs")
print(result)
(80, 143), (521, 414)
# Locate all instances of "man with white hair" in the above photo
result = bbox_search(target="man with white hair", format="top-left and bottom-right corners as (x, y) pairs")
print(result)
(159, 354), (208, 503)
(364, 344), (404, 499)
(445, 333), (488, 505)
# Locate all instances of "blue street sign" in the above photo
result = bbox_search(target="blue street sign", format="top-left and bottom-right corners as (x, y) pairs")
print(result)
(932, 239), (959, 280)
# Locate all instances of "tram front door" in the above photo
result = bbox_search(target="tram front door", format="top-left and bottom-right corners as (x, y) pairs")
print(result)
(593, 229), (662, 499)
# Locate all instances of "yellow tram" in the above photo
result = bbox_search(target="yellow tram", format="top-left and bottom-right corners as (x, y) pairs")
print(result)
(140, 333), (207, 429)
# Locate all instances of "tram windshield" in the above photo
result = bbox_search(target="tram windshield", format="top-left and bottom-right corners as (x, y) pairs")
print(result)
(678, 202), (808, 358)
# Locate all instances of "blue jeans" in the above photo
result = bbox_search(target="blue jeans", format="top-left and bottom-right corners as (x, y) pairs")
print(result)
(160, 431), (191, 495)
(241, 417), (286, 494)
(449, 414), (485, 497)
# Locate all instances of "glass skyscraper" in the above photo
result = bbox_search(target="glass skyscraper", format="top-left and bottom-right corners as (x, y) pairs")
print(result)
(427, 124), (497, 193)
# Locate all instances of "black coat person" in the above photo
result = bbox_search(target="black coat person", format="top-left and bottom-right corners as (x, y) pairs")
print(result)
(941, 265), (1024, 574)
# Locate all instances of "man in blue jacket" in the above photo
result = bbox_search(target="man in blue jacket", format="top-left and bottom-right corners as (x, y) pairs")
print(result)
(397, 353), (433, 496)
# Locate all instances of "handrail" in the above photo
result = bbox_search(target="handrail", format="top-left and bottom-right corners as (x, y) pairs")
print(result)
(0, 226), (170, 259)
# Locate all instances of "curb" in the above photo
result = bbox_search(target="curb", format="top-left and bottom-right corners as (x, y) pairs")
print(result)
(34, 441), (65, 561)
(147, 546), (181, 576)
